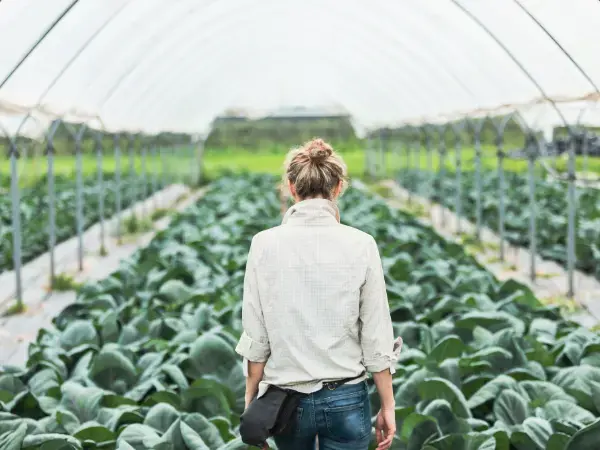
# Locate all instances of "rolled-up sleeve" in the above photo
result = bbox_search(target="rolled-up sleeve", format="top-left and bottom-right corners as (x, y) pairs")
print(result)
(235, 236), (271, 363)
(359, 236), (396, 374)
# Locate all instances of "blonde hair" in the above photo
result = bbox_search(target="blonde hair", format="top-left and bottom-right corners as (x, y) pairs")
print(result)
(284, 138), (348, 200)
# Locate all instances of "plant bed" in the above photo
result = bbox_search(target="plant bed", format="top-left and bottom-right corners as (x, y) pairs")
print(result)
(0, 173), (168, 274)
(397, 168), (600, 281)
(0, 173), (599, 449)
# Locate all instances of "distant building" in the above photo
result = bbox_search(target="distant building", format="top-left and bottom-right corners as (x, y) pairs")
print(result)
(213, 105), (350, 124)
(265, 106), (351, 121)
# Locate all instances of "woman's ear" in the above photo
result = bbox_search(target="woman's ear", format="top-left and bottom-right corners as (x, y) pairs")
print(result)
(288, 180), (299, 201)
(333, 180), (343, 199)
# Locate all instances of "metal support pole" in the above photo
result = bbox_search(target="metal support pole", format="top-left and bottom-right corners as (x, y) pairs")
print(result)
(473, 123), (484, 241)
(453, 127), (463, 234)
(74, 134), (84, 271)
(582, 131), (590, 175)
(195, 138), (205, 186)
(46, 139), (56, 288)
(128, 135), (136, 214)
(408, 133), (414, 172)
(363, 135), (369, 179)
(152, 139), (159, 209)
(393, 140), (400, 181)
(526, 133), (537, 282)
(95, 134), (105, 253)
(425, 128), (433, 173)
(170, 145), (176, 184)
(404, 136), (410, 173)
(366, 134), (375, 181)
(416, 129), (423, 173)
(406, 135), (412, 205)
(114, 133), (122, 244)
(187, 141), (194, 186)
(492, 115), (513, 261)
(496, 132), (506, 261)
(141, 142), (148, 216)
(566, 135), (579, 297)
(8, 140), (23, 305)
(378, 129), (385, 179)
(160, 143), (167, 190)
(425, 127), (433, 200)
(438, 126), (447, 227)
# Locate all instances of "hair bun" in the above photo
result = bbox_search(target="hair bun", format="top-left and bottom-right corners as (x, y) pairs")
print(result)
(306, 139), (333, 163)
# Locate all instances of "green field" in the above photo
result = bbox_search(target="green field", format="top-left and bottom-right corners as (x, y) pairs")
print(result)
(0, 151), (196, 188)
(3, 144), (600, 189)
(202, 145), (367, 179)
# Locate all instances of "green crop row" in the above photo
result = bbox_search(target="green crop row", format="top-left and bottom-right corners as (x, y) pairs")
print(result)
(0, 173), (168, 274)
(1, 174), (599, 449)
(397, 168), (600, 280)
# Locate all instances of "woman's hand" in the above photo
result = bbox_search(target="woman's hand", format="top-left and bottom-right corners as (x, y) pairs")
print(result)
(375, 408), (396, 450)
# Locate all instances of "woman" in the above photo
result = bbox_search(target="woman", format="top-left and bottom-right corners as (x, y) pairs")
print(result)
(236, 139), (398, 450)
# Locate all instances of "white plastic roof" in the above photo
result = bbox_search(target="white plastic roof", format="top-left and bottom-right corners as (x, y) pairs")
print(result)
(0, 0), (599, 138)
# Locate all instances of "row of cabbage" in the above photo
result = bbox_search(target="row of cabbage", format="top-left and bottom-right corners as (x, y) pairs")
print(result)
(397, 169), (600, 280)
(0, 173), (167, 274)
(1, 173), (599, 449)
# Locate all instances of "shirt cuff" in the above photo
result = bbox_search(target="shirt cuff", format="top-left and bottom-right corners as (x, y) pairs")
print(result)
(364, 358), (397, 375)
(364, 337), (403, 375)
(235, 331), (270, 362)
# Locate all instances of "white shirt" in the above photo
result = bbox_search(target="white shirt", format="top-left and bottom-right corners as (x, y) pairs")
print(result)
(235, 198), (399, 398)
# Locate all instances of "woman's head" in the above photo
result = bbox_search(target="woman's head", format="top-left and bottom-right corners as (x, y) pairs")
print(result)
(284, 138), (348, 201)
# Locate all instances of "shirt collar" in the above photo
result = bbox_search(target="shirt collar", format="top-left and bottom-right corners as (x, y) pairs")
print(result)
(282, 198), (340, 225)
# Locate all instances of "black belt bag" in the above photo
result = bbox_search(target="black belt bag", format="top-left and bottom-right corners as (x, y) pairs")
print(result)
(239, 385), (305, 447)
(239, 372), (365, 447)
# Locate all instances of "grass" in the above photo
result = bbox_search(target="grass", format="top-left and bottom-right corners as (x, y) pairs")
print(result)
(403, 201), (429, 218)
(458, 233), (488, 255)
(150, 208), (172, 221)
(51, 273), (81, 291)
(390, 144), (600, 175)
(537, 272), (560, 279)
(3, 302), (27, 317)
(457, 232), (501, 257)
(485, 255), (503, 265)
(119, 214), (154, 236)
(0, 152), (195, 188)
(369, 183), (394, 199)
(368, 180), (431, 220)
(539, 295), (582, 315)
(4, 145), (600, 189)
(201, 146), (369, 179)
(175, 192), (190, 204)
(455, 231), (500, 253)
(201, 145), (600, 187)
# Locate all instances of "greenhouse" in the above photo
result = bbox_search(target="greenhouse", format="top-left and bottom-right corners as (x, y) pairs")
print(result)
(1, 0), (600, 449)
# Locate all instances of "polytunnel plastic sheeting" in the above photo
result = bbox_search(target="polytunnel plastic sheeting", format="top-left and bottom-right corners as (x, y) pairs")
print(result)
(0, 112), (51, 140)
(0, 0), (599, 135)
(516, 102), (600, 141)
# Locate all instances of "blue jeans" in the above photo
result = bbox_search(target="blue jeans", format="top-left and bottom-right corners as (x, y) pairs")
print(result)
(274, 381), (372, 450)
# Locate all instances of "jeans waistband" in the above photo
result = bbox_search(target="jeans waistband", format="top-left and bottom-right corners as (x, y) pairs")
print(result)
(322, 370), (366, 391)
(307, 380), (368, 404)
